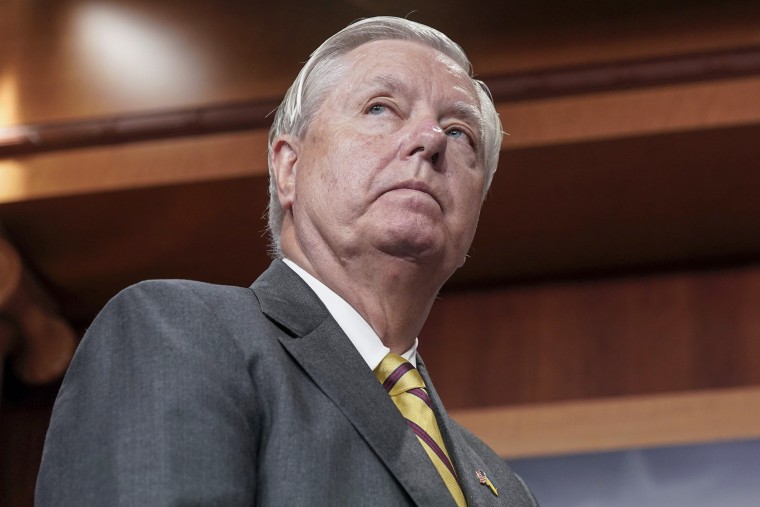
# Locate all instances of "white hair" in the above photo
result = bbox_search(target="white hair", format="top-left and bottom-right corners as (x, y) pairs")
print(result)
(267, 16), (503, 256)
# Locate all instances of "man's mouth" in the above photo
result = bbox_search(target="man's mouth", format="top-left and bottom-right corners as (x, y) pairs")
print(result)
(384, 180), (441, 209)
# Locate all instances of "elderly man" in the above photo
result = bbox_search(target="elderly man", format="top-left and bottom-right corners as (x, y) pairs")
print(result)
(36, 17), (537, 506)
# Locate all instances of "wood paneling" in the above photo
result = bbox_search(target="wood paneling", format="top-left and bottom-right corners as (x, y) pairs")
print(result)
(4, 0), (760, 125)
(470, 123), (760, 283)
(452, 386), (760, 458)
(421, 265), (760, 409)
(0, 177), (271, 327)
(0, 131), (268, 204)
(501, 76), (760, 149)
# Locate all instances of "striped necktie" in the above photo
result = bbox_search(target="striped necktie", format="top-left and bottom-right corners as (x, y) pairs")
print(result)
(375, 353), (467, 507)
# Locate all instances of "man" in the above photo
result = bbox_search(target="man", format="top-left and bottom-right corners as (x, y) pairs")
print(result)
(36, 17), (537, 506)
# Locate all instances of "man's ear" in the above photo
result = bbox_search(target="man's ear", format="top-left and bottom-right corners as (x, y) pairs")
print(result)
(270, 135), (300, 211)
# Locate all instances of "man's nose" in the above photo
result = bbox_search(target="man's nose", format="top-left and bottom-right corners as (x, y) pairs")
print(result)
(406, 118), (446, 167)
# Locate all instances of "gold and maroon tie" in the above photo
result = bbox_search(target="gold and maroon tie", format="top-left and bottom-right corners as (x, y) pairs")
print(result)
(375, 353), (467, 507)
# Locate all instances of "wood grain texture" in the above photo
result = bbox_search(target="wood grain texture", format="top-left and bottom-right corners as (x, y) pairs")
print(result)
(501, 75), (760, 149)
(0, 130), (268, 204)
(451, 386), (760, 458)
(421, 265), (760, 409)
(4, 0), (760, 125)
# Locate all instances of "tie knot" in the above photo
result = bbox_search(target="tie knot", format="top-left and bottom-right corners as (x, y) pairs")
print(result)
(375, 353), (426, 395)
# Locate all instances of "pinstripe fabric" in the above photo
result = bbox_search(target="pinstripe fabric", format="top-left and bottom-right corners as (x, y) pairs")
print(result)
(375, 353), (467, 507)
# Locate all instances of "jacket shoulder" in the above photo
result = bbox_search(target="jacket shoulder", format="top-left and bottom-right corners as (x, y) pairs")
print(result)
(113, 278), (254, 307)
(103, 278), (260, 327)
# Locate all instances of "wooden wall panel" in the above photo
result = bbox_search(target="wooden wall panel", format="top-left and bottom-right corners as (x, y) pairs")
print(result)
(420, 265), (760, 409)
(452, 386), (760, 458)
(4, 0), (760, 125)
(0, 131), (268, 204)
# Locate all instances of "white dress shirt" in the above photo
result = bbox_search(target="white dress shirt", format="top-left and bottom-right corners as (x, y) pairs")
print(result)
(283, 258), (418, 369)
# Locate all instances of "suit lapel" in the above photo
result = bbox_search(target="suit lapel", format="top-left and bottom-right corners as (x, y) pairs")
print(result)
(418, 357), (510, 506)
(251, 261), (456, 506)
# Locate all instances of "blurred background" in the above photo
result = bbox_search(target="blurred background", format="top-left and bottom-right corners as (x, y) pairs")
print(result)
(2, 0), (760, 505)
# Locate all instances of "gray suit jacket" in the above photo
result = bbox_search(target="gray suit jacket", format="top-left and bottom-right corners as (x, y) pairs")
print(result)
(36, 260), (537, 506)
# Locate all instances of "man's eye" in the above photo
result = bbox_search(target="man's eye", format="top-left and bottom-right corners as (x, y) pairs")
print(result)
(446, 127), (476, 148)
(368, 104), (386, 115)
(447, 128), (473, 143)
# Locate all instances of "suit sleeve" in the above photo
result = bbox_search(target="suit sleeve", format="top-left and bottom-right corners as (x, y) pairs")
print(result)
(35, 281), (260, 506)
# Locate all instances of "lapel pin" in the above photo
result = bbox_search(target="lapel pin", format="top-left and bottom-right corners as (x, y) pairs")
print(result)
(476, 470), (499, 496)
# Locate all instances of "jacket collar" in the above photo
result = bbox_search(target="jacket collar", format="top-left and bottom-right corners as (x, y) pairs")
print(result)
(251, 260), (456, 506)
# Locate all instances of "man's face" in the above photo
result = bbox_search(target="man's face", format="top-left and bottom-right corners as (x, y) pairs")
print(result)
(286, 39), (487, 275)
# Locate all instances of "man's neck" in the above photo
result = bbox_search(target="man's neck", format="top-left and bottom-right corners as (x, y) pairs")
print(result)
(284, 244), (446, 354)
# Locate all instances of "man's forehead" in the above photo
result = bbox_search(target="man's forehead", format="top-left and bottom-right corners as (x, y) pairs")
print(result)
(340, 40), (480, 103)
(365, 73), (406, 93)
(347, 39), (463, 70)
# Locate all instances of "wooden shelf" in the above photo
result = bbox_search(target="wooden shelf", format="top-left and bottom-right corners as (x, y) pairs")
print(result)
(452, 386), (760, 458)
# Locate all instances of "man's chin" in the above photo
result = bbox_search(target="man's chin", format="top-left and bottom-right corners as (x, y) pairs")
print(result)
(374, 231), (446, 264)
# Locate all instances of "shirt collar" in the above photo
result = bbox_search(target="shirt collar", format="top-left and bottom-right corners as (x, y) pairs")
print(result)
(283, 258), (418, 369)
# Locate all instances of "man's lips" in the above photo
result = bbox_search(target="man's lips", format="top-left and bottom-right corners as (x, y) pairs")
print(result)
(383, 180), (441, 209)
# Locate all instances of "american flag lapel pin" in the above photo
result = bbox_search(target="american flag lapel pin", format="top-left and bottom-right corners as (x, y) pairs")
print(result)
(476, 470), (499, 496)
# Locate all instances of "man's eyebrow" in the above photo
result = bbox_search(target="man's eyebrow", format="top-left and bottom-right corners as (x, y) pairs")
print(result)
(447, 102), (482, 129)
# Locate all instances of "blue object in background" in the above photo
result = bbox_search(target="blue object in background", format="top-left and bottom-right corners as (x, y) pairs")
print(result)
(509, 439), (760, 507)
